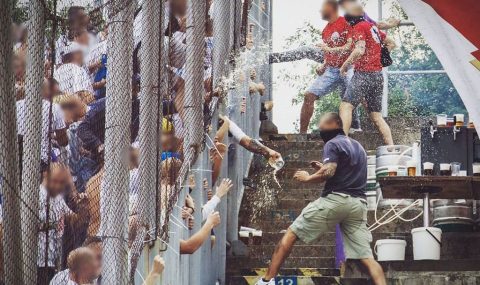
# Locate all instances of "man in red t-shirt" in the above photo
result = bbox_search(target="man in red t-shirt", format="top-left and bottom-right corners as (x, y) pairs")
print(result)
(298, 0), (356, 133)
(339, 5), (395, 146)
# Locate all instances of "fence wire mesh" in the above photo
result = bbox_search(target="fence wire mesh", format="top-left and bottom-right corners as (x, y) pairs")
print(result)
(1, 0), (269, 284)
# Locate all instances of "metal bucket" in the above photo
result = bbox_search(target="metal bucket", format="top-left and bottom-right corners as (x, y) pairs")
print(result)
(432, 200), (474, 232)
(376, 145), (412, 169)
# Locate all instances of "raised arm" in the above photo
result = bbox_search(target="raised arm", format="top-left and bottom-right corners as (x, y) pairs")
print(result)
(318, 38), (353, 54)
(293, 162), (338, 183)
(340, 40), (365, 75)
(180, 212), (220, 254)
(142, 255), (165, 285)
(221, 115), (281, 161)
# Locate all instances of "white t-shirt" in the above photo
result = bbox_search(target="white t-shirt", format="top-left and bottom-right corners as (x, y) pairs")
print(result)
(86, 41), (107, 73)
(37, 184), (73, 267)
(16, 99), (67, 161)
(170, 32), (186, 69)
(54, 63), (94, 94)
(50, 269), (98, 285)
(129, 168), (140, 215)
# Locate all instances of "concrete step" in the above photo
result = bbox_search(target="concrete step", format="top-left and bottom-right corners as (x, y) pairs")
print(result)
(252, 232), (337, 246)
(346, 259), (480, 279)
(226, 276), (357, 285)
(226, 267), (340, 277)
(228, 274), (480, 285)
(247, 245), (335, 259)
(238, 231), (480, 262)
(227, 256), (335, 270)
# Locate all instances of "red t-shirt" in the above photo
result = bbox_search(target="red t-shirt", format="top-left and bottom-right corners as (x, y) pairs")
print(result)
(322, 17), (352, 67)
(352, 21), (386, 72)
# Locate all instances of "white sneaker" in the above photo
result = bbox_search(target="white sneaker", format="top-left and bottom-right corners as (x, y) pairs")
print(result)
(255, 277), (275, 285)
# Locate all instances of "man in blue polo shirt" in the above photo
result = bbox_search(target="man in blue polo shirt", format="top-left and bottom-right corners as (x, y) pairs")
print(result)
(256, 113), (386, 285)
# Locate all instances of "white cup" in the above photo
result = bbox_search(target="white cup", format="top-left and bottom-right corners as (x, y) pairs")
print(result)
(423, 162), (434, 170)
(440, 163), (451, 171)
(473, 163), (480, 175)
(454, 114), (465, 123)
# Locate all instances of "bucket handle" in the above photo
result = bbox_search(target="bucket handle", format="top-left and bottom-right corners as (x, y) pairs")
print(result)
(425, 228), (442, 246)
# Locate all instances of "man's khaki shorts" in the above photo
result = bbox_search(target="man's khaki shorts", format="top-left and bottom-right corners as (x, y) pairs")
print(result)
(290, 193), (373, 259)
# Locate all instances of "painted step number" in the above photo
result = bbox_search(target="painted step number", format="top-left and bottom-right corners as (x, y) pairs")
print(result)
(275, 276), (298, 285)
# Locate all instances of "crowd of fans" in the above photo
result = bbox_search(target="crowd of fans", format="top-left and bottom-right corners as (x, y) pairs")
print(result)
(8, 0), (280, 284)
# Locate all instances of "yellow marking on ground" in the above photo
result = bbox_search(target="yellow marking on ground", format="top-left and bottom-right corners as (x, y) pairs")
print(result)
(253, 268), (267, 276)
(299, 268), (323, 277)
(470, 59), (480, 71)
(244, 276), (259, 285)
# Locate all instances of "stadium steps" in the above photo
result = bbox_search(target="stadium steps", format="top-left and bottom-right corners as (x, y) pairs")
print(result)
(227, 133), (480, 285)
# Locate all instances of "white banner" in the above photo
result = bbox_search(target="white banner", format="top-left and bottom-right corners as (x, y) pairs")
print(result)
(398, 0), (480, 131)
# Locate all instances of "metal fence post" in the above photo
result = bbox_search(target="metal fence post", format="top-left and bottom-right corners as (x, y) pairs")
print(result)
(184, 0), (206, 153)
(101, 0), (134, 283)
(138, 0), (160, 240)
(0, 1), (22, 283)
(19, 0), (46, 283)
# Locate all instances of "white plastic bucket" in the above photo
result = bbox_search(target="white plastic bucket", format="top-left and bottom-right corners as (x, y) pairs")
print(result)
(411, 227), (442, 260)
(374, 239), (407, 261)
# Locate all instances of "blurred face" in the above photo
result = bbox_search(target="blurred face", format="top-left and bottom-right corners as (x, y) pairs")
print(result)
(161, 133), (175, 151)
(72, 50), (84, 66)
(13, 56), (25, 81)
(318, 115), (339, 131)
(341, 0), (358, 13)
(321, 2), (336, 21)
(40, 79), (50, 99)
(79, 250), (100, 280)
(171, 0), (187, 17)
(62, 97), (86, 123)
(130, 148), (139, 169)
(44, 166), (69, 197)
(87, 242), (103, 276)
(75, 30), (90, 46)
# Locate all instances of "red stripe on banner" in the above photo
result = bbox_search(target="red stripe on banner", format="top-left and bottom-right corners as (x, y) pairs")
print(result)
(473, 50), (480, 61)
(422, 0), (480, 60)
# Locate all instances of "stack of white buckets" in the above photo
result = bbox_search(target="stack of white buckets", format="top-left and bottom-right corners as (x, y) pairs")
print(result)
(373, 144), (442, 262)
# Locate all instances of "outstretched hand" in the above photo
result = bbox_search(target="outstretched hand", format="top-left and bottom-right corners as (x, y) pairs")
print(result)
(216, 178), (233, 198)
(294, 170), (310, 182)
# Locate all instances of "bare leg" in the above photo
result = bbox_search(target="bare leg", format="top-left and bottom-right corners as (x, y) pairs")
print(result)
(339, 102), (354, 135)
(264, 229), (298, 280)
(300, 93), (317, 134)
(369, 112), (394, 145)
(361, 258), (386, 285)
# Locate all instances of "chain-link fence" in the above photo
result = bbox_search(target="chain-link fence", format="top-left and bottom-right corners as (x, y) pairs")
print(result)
(0, 0), (271, 284)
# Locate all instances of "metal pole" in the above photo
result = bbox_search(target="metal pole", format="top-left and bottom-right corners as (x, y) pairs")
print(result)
(188, 162), (203, 285)
(20, 0), (46, 283)
(101, 0), (133, 283)
(381, 68), (389, 117)
(377, 0), (389, 117)
(212, 0), (231, 87)
(423, 193), (430, 227)
(0, 1), (22, 283)
(184, 0), (206, 155)
(138, 0), (160, 235)
(226, 91), (241, 243)
(388, 70), (446, 75)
